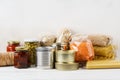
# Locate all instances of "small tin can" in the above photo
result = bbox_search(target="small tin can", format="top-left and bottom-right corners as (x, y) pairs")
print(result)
(56, 50), (75, 63)
(36, 47), (53, 69)
(55, 62), (79, 71)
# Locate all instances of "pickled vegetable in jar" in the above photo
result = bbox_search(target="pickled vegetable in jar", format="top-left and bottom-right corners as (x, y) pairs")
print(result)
(7, 41), (20, 52)
(14, 47), (30, 68)
(24, 39), (39, 66)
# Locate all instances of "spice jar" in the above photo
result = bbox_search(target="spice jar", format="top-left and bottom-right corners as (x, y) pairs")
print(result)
(61, 43), (69, 50)
(24, 39), (39, 66)
(14, 47), (30, 68)
(36, 47), (53, 69)
(7, 41), (20, 52)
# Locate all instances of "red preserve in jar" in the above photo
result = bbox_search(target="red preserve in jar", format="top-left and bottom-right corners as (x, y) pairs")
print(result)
(7, 41), (20, 52)
(14, 47), (30, 68)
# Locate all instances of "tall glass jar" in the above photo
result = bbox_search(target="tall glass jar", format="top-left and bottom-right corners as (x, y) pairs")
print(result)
(24, 39), (39, 66)
(14, 47), (30, 68)
(7, 41), (20, 52)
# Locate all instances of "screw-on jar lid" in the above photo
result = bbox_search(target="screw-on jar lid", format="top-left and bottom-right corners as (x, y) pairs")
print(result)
(24, 39), (39, 42)
(15, 46), (28, 51)
(36, 47), (53, 51)
(8, 41), (20, 45)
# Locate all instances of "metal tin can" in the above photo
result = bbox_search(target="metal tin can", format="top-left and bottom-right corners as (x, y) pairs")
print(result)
(36, 47), (53, 69)
(56, 50), (75, 63)
(55, 62), (79, 71)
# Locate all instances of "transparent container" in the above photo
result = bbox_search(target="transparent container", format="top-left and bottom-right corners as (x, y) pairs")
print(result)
(14, 47), (30, 68)
(24, 39), (39, 66)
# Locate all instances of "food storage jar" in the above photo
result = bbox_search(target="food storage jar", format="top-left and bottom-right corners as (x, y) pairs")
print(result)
(24, 39), (39, 66)
(14, 47), (30, 68)
(7, 41), (20, 52)
(36, 47), (53, 69)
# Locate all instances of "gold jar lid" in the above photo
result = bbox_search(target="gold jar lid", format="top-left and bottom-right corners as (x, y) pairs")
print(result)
(56, 50), (75, 63)
(55, 62), (79, 71)
(15, 47), (28, 51)
(8, 41), (20, 45)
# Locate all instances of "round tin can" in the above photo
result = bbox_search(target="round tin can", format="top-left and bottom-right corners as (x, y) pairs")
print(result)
(56, 50), (75, 63)
(55, 62), (79, 71)
(36, 47), (52, 69)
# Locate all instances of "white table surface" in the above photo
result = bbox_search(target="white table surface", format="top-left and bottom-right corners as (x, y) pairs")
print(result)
(0, 67), (120, 80)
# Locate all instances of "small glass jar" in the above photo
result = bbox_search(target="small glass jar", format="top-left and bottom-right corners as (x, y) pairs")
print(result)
(14, 47), (30, 68)
(7, 41), (20, 52)
(61, 43), (69, 50)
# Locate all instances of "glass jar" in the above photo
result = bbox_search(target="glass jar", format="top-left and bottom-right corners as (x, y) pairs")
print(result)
(7, 41), (20, 52)
(14, 47), (30, 68)
(24, 39), (39, 66)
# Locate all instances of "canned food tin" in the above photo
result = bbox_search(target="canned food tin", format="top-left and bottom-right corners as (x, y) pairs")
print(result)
(56, 50), (75, 63)
(55, 62), (79, 71)
(36, 47), (53, 69)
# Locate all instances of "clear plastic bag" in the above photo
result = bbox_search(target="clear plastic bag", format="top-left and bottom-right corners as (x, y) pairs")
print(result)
(70, 35), (94, 62)
(56, 28), (72, 43)
(88, 34), (111, 47)
(38, 34), (56, 46)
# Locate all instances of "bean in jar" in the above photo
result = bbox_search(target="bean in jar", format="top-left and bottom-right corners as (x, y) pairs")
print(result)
(7, 41), (20, 52)
(24, 40), (39, 66)
(14, 47), (30, 68)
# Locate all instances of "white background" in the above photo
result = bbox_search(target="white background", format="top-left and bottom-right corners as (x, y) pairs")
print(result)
(0, 0), (120, 51)
(0, 0), (120, 80)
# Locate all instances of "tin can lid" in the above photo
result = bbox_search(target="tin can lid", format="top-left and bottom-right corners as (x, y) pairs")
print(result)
(15, 46), (28, 51)
(36, 47), (53, 51)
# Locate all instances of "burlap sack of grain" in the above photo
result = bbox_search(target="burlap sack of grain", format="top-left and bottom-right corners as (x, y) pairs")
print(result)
(88, 34), (111, 47)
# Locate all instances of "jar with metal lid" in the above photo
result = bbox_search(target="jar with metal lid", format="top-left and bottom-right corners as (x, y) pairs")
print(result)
(14, 47), (30, 68)
(61, 43), (69, 50)
(24, 39), (39, 66)
(36, 47), (53, 69)
(7, 41), (20, 52)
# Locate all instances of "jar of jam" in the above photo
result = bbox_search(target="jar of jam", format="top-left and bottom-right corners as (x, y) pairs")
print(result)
(7, 41), (20, 52)
(14, 47), (30, 68)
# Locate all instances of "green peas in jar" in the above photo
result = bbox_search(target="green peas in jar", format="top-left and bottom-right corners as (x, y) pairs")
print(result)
(24, 39), (39, 66)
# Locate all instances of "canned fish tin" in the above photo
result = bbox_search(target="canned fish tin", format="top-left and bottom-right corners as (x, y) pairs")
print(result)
(24, 39), (39, 66)
(36, 47), (53, 69)
(56, 50), (75, 63)
(55, 62), (79, 71)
